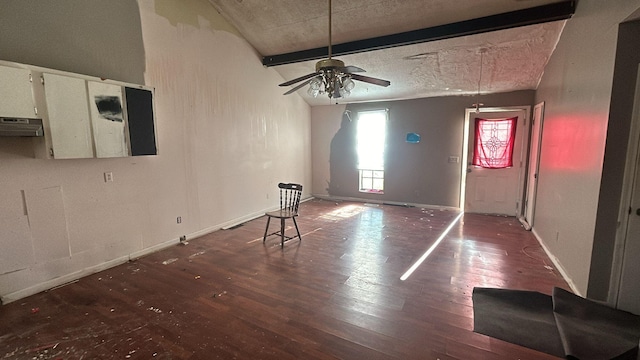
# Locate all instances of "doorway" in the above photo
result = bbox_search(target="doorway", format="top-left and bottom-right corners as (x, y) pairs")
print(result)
(461, 107), (530, 215)
(611, 64), (640, 315)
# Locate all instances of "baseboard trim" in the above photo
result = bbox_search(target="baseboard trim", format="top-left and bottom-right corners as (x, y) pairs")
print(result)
(128, 238), (180, 261)
(311, 194), (459, 212)
(1, 198), (322, 305)
(532, 228), (582, 296)
(1, 235), (188, 305)
(1, 255), (130, 305)
(518, 216), (532, 230)
(167, 196), (314, 244)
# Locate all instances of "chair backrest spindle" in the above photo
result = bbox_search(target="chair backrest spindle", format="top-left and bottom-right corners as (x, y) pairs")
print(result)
(277, 182), (302, 213)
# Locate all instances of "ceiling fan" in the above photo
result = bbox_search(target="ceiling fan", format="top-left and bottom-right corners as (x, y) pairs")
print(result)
(279, 0), (391, 99)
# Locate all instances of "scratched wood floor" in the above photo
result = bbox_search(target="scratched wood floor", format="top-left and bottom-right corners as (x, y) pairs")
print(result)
(0, 199), (570, 359)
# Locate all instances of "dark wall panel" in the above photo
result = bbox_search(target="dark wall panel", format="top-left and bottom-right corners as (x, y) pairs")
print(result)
(126, 87), (157, 156)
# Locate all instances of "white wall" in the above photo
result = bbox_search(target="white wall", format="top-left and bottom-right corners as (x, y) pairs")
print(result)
(0, 0), (311, 303)
(533, 0), (640, 295)
(138, 0), (311, 234)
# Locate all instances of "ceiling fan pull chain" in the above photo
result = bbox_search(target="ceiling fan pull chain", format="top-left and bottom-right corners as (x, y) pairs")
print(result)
(328, 0), (332, 59)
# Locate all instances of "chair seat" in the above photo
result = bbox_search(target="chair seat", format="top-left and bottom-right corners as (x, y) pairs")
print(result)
(265, 209), (298, 219)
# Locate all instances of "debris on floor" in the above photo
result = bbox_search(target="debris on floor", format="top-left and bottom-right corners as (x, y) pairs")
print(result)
(162, 258), (178, 265)
(213, 291), (227, 298)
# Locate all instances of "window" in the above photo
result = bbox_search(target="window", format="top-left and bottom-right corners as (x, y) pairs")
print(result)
(472, 117), (517, 169)
(359, 170), (384, 193)
(357, 110), (387, 193)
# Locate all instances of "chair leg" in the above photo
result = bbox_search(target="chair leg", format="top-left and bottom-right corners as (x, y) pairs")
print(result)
(280, 218), (285, 248)
(292, 217), (302, 242)
(263, 216), (271, 243)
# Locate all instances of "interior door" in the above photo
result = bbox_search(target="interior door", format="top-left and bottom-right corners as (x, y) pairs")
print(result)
(616, 107), (640, 315)
(465, 109), (527, 215)
(616, 74), (640, 314)
(522, 102), (545, 229)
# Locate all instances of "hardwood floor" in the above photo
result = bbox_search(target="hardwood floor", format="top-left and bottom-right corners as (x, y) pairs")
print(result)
(0, 199), (569, 359)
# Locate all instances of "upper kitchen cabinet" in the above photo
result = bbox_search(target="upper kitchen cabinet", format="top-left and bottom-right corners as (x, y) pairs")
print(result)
(87, 81), (129, 158)
(0, 65), (37, 119)
(40, 72), (95, 159)
(125, 87), (157, 156)
(0, 60), (157, 159)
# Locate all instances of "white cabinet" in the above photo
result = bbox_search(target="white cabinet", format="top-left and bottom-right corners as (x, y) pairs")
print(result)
(42, 73), (95, 159)
(87, 81), (129, 158)
(0, 65), (36, 119)
(0, 60), (156, 159)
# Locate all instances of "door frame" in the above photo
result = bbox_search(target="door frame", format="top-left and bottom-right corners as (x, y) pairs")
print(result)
(609, 64), (640, 305)
(521, 102), (545, 230)
(460, 106), (531, 214)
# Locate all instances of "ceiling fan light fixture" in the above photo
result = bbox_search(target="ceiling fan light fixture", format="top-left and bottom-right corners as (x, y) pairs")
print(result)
(278, 0), (390, 100)
(339, 87), (351, 98)
(307, 87), (319, 97)
(309, 77), (322, 90)
(343, 77), (355, 91)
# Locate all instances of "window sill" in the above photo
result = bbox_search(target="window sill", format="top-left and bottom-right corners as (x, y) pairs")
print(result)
(359, 189), (384, 194)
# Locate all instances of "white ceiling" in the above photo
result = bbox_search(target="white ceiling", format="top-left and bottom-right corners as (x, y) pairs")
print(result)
(208, 0), (568, 106)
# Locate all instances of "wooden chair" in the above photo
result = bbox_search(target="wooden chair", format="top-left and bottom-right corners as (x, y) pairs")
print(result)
(263, 183), (303, 248)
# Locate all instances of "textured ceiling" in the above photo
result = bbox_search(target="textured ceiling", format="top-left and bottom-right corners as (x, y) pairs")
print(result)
(208, 0), (568, 106)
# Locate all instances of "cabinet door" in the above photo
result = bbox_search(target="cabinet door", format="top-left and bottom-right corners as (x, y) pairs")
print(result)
(87, 81), (129, 158)
(125, 87), (157, 156)
(0, 65), (36, 118)
(43, 73), (94, 159)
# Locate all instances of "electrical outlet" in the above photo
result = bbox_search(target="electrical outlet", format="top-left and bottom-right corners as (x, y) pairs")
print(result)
(448, 156), (460, 163)
(104, 172), (113, 182)
(177, 216), (182, 224)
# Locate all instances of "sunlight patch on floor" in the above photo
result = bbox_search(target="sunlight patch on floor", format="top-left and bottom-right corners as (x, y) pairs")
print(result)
(400, 212), (464, 281)
(319, 204), (367, 221)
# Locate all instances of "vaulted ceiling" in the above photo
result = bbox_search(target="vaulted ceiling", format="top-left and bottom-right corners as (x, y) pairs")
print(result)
(208, 0), (574, 106)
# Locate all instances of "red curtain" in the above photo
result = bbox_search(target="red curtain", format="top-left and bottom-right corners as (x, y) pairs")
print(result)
(472, 117), (517, 169)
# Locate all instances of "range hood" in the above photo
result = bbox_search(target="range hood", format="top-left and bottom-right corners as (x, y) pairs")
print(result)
(0, 117), (44, 137)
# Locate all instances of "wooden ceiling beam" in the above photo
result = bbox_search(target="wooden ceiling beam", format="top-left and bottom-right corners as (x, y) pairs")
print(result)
(262, 0), (576, 67)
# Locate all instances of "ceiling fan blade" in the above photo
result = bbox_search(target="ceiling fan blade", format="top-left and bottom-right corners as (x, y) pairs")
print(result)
(283, 78), (314, 95)
(340, 65), (366, 73)
(279, 72), (319, 87)
(350, 74), (391, 87)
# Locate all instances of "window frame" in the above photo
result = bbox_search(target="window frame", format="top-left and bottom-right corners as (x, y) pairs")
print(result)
(359, 169), (384, 193)
(356, 109), (388, 194)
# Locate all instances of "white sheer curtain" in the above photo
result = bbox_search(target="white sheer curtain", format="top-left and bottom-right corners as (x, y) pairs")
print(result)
(356, 110), (386, 170)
